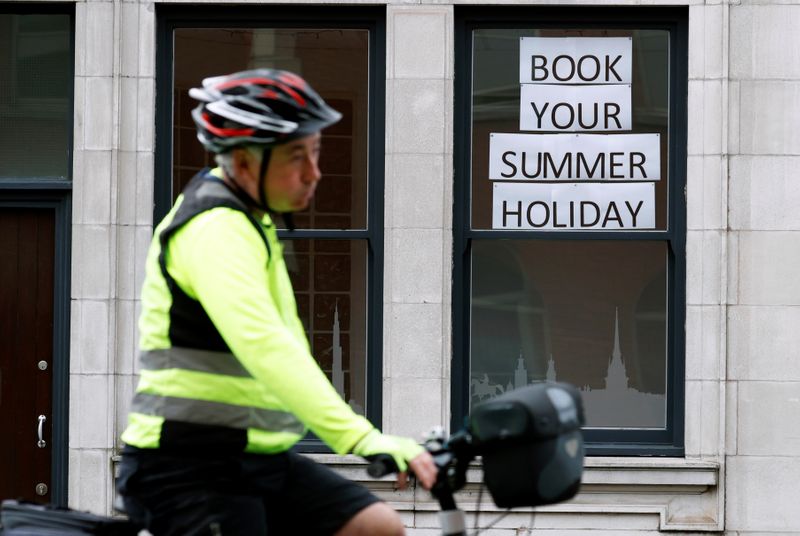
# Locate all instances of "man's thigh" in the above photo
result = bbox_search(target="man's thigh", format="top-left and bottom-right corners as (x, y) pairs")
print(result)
(118, 450), (280, 536)
(252, 452), (381, 535)
(146, 491), (268, 536)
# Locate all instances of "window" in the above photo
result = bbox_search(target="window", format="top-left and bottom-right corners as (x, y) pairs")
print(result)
(0, 5), (73, 505)
(156, 7), (386, 440)
(0, 11), (72, 180)
(453, 7), (687, 455)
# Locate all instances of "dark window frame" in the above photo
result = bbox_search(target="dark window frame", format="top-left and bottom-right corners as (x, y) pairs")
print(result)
(155, 6), (386, 450)
(452, 6), (688, 456)
(0, 3), (74, 187)
(0, 3), (74, 504)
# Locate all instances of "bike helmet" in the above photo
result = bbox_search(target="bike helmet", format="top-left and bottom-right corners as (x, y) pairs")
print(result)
(189, 68), (342, 154)
(189, 69), (341, 219)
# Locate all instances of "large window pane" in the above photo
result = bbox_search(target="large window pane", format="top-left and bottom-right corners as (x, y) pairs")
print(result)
(173, 28), (369, 230)
(0, 14), (71, 179)
(470, 29), (669, 230)
(470, 240), (667, 429)
(167, 16), (381, 432)
(284, 239), (368, 414)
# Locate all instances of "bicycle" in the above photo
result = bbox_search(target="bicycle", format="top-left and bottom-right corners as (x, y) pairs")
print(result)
(367, 381), (585, 535)
(1, 381), (585, 536)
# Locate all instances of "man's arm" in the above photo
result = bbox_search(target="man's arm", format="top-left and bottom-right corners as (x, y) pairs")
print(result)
(168, 207), (374, 454)
(169, 207), (438, 488)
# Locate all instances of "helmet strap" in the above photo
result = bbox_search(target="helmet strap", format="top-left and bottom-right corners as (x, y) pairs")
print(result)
(257, 146), (272, 212)
(258, 146), (296, 232)
(283, 212), (296, 232)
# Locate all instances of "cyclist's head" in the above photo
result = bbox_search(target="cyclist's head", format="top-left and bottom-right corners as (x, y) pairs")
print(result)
(189, 69), (340, 213)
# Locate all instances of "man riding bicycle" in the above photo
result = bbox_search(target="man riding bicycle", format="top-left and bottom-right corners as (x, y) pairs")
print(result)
(117, 69), (437, 535)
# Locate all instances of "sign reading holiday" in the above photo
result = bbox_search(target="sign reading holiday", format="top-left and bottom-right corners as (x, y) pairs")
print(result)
(519, 37), (632, 85)
(493, 182), (655, 230)
(489, 133), (660, 181)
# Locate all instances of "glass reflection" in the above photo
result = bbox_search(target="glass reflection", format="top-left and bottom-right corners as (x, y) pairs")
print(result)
(470, 240), (667, 429)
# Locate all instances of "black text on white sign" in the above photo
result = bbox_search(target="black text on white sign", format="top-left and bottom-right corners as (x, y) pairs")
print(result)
(493, 182), (655, 230)
(489, 133), (661, 181)
(519, 37), (632, 85)
(520, 84), (632, 132)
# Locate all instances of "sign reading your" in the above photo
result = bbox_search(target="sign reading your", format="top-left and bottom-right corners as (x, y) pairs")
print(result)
(520, 84), (632, 132)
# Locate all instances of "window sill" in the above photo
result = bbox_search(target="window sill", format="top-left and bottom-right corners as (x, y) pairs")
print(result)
(309, 454), (722, 532)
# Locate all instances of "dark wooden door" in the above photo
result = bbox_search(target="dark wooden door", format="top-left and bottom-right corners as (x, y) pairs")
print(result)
(0, 208), (55, 503)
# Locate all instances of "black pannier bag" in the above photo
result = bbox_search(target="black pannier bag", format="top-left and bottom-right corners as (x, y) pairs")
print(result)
(469, 382), (585, 508)
(0, 500), (139, 536)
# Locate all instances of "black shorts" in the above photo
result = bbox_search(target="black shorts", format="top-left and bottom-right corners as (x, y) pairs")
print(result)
(117, 447), (380, 536)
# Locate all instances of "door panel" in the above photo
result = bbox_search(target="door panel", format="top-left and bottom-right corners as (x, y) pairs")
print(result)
(0, 208), (54, 503)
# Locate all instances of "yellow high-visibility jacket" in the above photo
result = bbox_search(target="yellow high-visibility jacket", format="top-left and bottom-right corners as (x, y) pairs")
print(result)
(121, 168), (373, 455)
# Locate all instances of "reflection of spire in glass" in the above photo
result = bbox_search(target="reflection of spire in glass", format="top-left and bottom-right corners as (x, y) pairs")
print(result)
(514, 354), (528, 390)
(332, 301), (345, 398)
(546, 354), (557, 382)
(605, 307), (629, 392)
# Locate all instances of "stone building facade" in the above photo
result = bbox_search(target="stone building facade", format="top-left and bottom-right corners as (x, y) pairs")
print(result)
(1, 0), (798, 534)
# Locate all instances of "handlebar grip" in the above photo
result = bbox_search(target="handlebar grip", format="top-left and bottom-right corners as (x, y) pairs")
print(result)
(366, 454), (399, 478)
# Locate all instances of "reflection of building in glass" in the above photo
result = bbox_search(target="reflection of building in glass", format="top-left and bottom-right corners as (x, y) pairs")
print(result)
(330, 302), (364, 415)
(332, 302), (344, 397)
(546, 354), (557, 382)
(579, 308), (665, 428)
(471, 308), (665, 428)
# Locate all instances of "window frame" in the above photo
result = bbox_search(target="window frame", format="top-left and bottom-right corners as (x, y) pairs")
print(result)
(452, 6), (688, 456)
(0, 3), (74, 505)
(0, 4), (75, 186)
(155, 6), (386, 450)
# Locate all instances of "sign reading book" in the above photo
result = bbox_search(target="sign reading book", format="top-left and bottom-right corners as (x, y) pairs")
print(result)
(519, 37), (633, 84)
(490, 36), (660, 231)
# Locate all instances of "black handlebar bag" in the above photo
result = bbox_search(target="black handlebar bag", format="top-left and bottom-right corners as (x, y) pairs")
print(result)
(469, 382), (586, 508)
(0, 500), (139, 536)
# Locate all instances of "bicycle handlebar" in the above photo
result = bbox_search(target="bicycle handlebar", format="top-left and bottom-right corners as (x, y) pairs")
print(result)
(366, 454), (400, 478)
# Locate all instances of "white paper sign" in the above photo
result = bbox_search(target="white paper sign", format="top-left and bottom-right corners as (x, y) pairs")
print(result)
(492, 182), (655, 230)
(519, 37), (632, 85)
(520, 84), (632, 132)
(489, 133), (660, 181)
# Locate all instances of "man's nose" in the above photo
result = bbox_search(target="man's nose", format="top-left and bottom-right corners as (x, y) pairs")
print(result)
(304, 157), (322, 184)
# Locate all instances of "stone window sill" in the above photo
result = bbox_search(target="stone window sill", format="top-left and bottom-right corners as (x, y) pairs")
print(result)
(309, 454), (722, 532)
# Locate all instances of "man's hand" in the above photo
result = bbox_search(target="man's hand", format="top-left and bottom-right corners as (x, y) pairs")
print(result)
(353, 430), (438, 489)
(398, 450), (437, 490)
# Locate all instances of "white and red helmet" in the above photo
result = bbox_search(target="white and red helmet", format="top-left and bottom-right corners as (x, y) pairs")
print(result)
(190, 69), (341, 154)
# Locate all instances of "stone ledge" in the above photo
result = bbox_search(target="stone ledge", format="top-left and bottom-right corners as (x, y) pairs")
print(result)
(309, 453), (722, 532)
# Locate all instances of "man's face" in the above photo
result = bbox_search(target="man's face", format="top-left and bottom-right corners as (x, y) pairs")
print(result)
(263, 132), (322, 213)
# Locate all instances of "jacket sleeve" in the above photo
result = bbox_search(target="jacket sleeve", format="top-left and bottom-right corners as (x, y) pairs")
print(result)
(167, 207), (374, 454)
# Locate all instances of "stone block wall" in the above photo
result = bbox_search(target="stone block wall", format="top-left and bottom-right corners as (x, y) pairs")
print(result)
(725, 3), (800, 535)
(54, 0), (800, 533)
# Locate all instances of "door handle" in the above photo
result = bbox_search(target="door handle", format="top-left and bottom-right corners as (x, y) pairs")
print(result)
(37, 415), (46, 448)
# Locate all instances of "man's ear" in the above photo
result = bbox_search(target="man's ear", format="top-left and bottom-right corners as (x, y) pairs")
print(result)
(230, 147), (258, 183)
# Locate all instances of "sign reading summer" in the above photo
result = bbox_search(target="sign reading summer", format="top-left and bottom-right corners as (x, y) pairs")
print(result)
(489, 35), (659, 231)
(489, 133), (661, 181)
